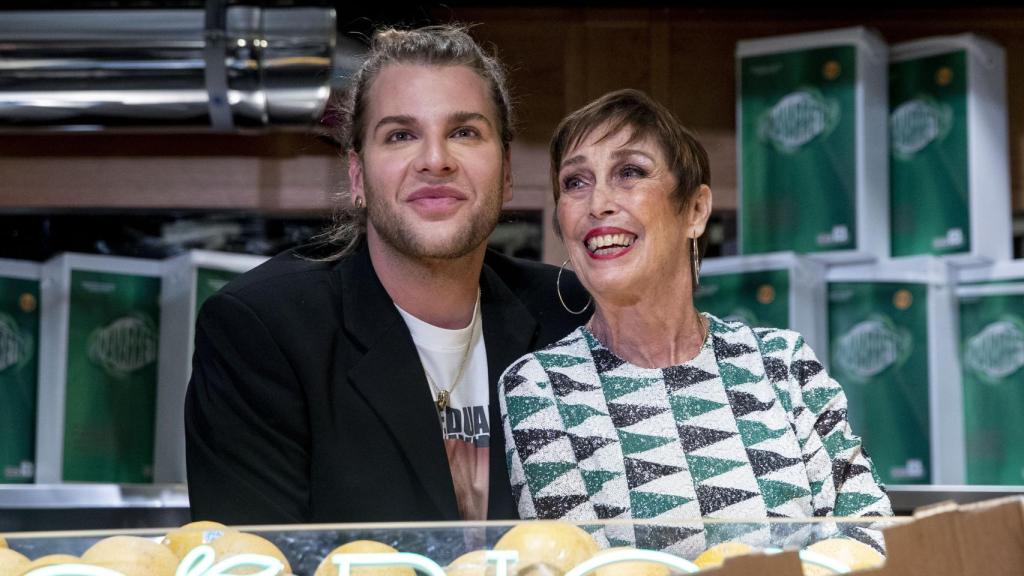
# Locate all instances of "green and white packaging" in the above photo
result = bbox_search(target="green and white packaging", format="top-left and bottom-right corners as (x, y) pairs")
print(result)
(827, 257), (961, 485)
(696, 252), (828, 355)
(37, 253), (165, 483)
(156, 250), (266, 482)
(0, 259), (41, 484)
(737, 27), (888, 261)
(890, 35), (1010, 261)
(956, 261), (1024, 485)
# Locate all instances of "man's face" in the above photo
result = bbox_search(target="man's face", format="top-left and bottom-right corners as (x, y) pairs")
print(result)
(349, 63), (512, 261)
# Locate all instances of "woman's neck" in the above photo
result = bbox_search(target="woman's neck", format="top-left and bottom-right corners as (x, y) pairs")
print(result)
(587, 302), (707, 369)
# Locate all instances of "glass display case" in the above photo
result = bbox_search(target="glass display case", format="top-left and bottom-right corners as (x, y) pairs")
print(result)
(1, 516), (905, 576)
(5, 492), (1024, 575)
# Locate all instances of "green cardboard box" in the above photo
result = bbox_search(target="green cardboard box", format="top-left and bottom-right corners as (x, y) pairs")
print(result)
(696, 252), (828, 356)
(737, 27), (888, 262)
(0, 259), (41, 484)
(156, 250), (266, 482)
(827, 257), (961, 485)
(38, 253), (165, 483)
(890, 34), (1009, 261)
(956, 261), (1024, 485)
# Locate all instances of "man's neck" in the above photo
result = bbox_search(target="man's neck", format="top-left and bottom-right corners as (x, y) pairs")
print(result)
(367, 234), (485, 329)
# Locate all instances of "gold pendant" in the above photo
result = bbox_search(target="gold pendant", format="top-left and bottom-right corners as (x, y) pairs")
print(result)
(436, 390), (450, 412)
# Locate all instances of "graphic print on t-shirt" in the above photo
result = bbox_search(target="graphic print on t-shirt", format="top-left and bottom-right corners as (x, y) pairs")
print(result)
(442, 404), (489, 447)
(396, 302), (491, 520)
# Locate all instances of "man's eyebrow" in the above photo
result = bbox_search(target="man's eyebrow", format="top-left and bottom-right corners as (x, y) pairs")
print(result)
(373, 114), (416, 134)
(450, 111), (493, 127)
(372, 112), (494, 135)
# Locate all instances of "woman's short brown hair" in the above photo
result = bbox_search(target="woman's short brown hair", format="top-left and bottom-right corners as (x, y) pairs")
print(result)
(549, 88), (710, 211)
(549, 89), (711, 277)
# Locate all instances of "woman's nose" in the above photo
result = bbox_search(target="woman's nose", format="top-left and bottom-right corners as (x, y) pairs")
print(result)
(589, 182), (619, 218)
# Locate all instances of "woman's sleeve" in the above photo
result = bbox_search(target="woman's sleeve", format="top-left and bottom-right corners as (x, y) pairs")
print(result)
(498, 354), (552, 520)
(784, 335), (893, 520)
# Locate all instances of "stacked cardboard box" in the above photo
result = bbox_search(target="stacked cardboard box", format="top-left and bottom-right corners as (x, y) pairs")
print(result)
(703, 497), (1024, 575)
(0, 259), (41, 484)
(736, 27), (888, 262)
(156, 250), (267, 482)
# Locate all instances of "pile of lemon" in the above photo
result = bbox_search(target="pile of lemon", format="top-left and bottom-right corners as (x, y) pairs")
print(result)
(0, 521), (290, 576)
(0, 521), (885, 575)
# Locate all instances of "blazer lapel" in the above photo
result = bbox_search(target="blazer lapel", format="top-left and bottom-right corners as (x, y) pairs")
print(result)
(334, 248), (459, 520)
(480, 263), (538, 519)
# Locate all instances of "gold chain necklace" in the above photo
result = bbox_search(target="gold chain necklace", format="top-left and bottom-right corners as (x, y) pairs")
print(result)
(423, 289), (481, 412)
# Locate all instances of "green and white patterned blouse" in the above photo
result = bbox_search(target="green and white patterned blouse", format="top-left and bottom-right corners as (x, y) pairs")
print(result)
(498, 313), (892, 556)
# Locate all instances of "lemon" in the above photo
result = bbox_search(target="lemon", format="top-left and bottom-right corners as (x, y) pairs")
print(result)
(802, 538), (884, 575)
(208, 532), (291, 575)
(693, 541), (756, 569)
(592, 546), (672, 576)
(314, 540), (413, 576)
(17, 554), (84, 575)
(161, 520), (236, 559)
(82, 536), (180, 576)
(445, 549), (489, 576)
(0, 549), (29, 574)
(494, 522), (599, 574)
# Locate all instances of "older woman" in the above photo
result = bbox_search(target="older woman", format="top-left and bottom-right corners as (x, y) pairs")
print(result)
(498, 89), (891, 556)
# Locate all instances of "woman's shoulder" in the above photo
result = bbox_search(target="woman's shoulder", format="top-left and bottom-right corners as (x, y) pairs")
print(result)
(500, 326), (591, 383)
(704, 313), (808, 354)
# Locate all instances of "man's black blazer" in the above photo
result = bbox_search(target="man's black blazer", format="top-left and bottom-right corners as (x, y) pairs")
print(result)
(184, 244), (590, 524)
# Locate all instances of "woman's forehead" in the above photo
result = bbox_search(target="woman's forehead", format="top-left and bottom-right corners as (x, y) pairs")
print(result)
(565, 122), (663, 161)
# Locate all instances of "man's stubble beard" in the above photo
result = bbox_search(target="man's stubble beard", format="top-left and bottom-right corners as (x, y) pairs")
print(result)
(364, 174), (505, 261)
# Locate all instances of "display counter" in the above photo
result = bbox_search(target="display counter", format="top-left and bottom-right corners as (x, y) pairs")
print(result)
(6, 484), (1024, 531)
(2, 516), (901, 575)
(3, 494), (1024, 575)
(0, 485), (189, 532)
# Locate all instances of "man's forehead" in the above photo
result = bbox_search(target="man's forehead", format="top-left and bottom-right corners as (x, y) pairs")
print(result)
(364, 63), (498, 122)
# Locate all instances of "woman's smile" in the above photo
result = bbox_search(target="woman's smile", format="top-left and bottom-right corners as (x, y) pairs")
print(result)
(584, 226), (638, 259)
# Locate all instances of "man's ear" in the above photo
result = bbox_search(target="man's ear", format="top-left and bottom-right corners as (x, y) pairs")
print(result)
(347, 150), (365, 203)
(501, 148), (514, 204)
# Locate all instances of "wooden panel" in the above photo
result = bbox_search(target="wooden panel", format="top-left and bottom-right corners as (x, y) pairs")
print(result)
(4, 6), (1024, 216)
(451, 8), (578, 144)
(582, 19), (653, 104)
(0, 155), (340, 212)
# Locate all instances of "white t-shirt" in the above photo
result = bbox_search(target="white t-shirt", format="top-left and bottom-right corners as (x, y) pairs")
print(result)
(396, 302), (490, 520)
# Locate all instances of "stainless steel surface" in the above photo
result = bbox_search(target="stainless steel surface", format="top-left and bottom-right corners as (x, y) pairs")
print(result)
(886, 484), (1024, 514)
(0, 483), (188, 509)
(0, 6), (336, 130)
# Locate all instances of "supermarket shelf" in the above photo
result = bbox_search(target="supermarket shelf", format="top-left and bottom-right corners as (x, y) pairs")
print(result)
(0, 484), (190, 532)
(0, 483), (187, 509)
(2, 483), (1023, 531)
(887, 485), (1024, 515)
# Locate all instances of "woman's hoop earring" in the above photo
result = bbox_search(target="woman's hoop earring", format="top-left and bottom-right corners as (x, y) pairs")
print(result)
(557, 258), (591, 315)
(691, 236), (701, 287)
(353, 196), (365, 209)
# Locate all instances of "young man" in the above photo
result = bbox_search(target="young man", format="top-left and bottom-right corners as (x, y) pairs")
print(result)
(184, 25), (590, 524)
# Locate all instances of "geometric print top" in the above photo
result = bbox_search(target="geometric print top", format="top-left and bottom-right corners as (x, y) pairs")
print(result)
(498, 314), (892, 557)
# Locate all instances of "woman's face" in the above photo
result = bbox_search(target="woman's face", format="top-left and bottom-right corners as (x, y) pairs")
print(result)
(556, 124), (708, 306)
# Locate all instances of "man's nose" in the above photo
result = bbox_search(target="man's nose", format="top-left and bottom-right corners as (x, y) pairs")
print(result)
(414, 136), (455, 175)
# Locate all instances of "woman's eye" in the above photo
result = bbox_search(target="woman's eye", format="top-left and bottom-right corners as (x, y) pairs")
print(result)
(562, 176), (586, 191)
(621, 165), (647, 178)
(452, 127), (480, 138)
